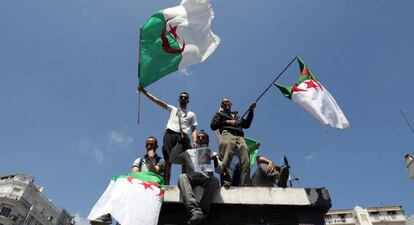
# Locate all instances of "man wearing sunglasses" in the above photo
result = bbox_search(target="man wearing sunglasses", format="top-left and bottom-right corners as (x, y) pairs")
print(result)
(169, 130), (221, 225)
(210, 97), (256, 188)
(139, 87), (198, 185)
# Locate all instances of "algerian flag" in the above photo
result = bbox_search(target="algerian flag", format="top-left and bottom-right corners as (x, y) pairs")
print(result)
(245, 137), (260, 169)
(88, 172), (165, 225)
(139, 0), (220, 88)
(275, 57), (350, 129)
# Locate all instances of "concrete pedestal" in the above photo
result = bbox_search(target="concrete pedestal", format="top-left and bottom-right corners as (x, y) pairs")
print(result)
(158, 186), (332, 225)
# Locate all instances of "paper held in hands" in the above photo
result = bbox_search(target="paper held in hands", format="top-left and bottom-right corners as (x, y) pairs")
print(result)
(186, 147), (214, 173)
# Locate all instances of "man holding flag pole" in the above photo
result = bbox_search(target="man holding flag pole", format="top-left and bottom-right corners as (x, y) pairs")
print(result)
(210, 97), (256, 187)
(139, 88), (198, 185)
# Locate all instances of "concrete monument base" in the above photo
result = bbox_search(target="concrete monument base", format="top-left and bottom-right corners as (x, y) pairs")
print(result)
(158, 186), (332, 225)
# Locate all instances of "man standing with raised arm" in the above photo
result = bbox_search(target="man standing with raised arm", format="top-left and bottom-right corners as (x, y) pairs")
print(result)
(210, 97), (256, 187)
(139, 87), (198, 185)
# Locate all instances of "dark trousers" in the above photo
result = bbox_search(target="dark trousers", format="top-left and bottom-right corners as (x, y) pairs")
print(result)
(178, 174), (219, 216)
(162, 129), (190, 185)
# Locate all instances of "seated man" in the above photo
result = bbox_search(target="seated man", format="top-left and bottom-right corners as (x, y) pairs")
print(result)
(131, 136), (165, 175)
(90, 136), (165, 225)
(251, 155), (289, 188)
(170, 130), (222, 225)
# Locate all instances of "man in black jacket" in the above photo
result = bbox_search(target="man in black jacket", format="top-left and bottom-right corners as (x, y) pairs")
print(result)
(210, 97), (256, 187)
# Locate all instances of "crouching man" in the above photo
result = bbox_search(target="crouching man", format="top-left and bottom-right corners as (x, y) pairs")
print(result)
(170, 130), (222, 225)
(251, 155), (290, 188)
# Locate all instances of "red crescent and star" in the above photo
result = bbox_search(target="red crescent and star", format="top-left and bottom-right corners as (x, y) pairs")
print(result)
(292, 80), (324, 93)
(161, 18), (185, 54)
(293, 66), (324, 92)
(127, 176), (165, 196)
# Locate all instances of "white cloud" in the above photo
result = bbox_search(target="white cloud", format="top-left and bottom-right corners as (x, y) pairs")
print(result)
(93, 149), (105, 164)
(304, 154), (316, 162)
(80, 139), (105, 164)
(178, 68), (192, 76)
(109, 130), (133, 145)
(73, 213), (90, 225)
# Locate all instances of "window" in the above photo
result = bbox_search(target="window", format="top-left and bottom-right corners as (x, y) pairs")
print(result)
(10, 187), (21, 197)
(370, 212), (380, 220)
(27, 216), (35, 225)
(10, 215), (18, 221)
(387, 211), (397, 219)
(339, 214), (346, 222)
(325, 215), (332, 223)
(0, 206), (12, 217)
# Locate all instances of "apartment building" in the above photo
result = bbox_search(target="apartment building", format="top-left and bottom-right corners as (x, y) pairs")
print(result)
(0, 173), (74, 225)
(325, 205), (406, 225)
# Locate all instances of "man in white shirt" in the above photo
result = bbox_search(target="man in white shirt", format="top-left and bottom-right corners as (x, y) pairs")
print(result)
(139, 87), (198, 185)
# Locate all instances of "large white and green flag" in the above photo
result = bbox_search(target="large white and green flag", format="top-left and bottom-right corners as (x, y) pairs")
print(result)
(88, 172), (165, 225)
(275, 58), (350, 129)
(139, 0), (220, 87)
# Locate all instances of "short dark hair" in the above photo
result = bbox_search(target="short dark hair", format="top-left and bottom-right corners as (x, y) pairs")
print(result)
(179, 92), (189, 97)
(197, 130), (209, 141)
(146, 136), (158, 147)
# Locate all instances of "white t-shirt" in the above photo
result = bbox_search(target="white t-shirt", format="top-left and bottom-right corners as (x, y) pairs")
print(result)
(165, 104), (197, 134)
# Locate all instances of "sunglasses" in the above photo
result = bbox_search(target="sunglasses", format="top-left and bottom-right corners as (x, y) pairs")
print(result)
(179, 96), (189, 100)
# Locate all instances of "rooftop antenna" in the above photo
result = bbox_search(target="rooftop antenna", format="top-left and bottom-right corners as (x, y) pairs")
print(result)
(400, 110), (414, 137)
(282, 156), (302, 187)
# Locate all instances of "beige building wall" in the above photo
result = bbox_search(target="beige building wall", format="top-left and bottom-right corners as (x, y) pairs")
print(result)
(326, 206), (406, 225)
(406, 214), (414, 225)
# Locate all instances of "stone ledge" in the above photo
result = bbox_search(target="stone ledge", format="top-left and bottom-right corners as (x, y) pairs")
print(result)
(163, 186), (331, 208)
(160, 186), (331, 225)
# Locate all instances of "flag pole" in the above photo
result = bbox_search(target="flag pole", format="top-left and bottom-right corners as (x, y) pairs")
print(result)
(240, 55), (298, 119)
(137, 29), (142, 125)
(400, 110), (414, 137)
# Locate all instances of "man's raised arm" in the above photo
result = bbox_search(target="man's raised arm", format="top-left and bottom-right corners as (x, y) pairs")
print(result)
(138, 86), (169, 110)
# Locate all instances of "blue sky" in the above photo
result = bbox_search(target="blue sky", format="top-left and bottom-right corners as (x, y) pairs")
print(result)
(1, 0), (414, 223)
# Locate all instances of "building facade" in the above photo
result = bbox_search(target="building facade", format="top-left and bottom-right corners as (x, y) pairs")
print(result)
(406, 214), (414, 225)
(325, 205), (406, 225)
(0, 174), (74, 225)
